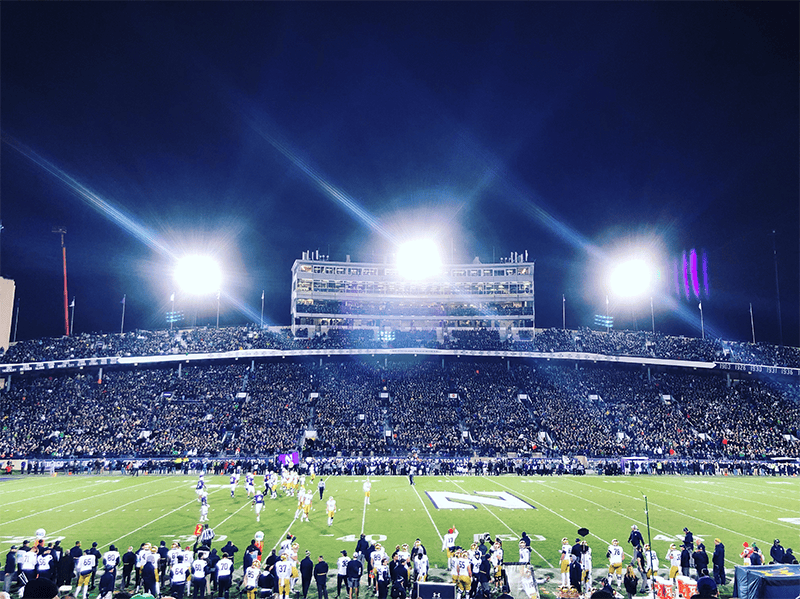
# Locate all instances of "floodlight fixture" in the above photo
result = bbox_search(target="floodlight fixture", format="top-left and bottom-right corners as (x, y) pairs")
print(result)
(397, 239), (442, 280)
(174, 255), (222, 295)
(609, 258), (652, 298)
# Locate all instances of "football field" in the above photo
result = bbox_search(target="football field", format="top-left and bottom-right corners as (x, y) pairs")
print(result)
(2, 472), (798, 595)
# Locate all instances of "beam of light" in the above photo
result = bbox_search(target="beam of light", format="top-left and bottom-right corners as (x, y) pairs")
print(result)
(2, 134), (176, 259)
(682, 251), (690, 300)
(690, 248), (700, 300)
(3, 134), (271, 327)
(673, 258), (681, 296)
(240, 112), (396, 244)
(702, 250), (709, 298)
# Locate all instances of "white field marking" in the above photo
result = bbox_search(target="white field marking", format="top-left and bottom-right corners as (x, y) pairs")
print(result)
(107, 496), (200, 547)
(453, 478), (553, 568)
(360, 494), (368, 535)
(271, 515), (299, 553)
(484, 477), (611, 549)
(47, 482), (193, 537)
(0, 479), (112, 504)
(565, 477), (767, 566)
(778, 518), (800, 526)
(651, 478), (800, 532)
(209, 493), (253, 530)
(410, 483), (444, 545)
(654, 477), (800, 515)
(0, 477), (162, 527)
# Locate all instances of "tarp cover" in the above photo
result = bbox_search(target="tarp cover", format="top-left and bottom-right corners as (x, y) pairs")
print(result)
(732, 565), (800, 599)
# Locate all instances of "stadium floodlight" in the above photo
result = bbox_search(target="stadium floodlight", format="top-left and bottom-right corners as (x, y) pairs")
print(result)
(397, 239), (442, 280)
(609, 259), (652, 298)
(174, 255), (222, 295)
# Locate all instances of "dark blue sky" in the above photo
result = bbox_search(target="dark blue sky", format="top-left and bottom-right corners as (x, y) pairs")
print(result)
(2, 2), (798, 346)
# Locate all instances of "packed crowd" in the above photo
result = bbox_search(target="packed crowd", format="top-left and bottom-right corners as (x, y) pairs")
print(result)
(3, 326), (799, 368)
(1, 353), (798, 460)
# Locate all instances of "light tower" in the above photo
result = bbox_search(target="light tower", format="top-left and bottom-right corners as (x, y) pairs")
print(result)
(52, 226), (69, 336)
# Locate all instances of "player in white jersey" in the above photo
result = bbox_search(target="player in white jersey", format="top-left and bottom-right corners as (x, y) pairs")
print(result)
(559, 537), (572, 587)
(580, 541), (593, 589)
(519, 541), (531, 565)
(216, 553), (234, 599)
(245, 473), (255, 497)
(607, 539), (625, 589)
(276, 554), (293, 599)
(279, 534), (293, 557)
(413, 552), (429, 583)
(230, 474), (238, 498)
(295, 490), (306, 521)
(490, 542), (504, 592)
(199, 495), (209, 522)
(643, 544), (658, 590)
(245, 560), (261, 599)
(363, 480), (371, 505)
(326, 496), (337, 527)
(168, 542), (183, 571)
(76, 550), (97, 599)
(666, 544), (681, 582)
(442, 527), (459, 567)
(268, 472), (279, 499)
(301, 490), (312, 522)
(103, 545), (121, 577)
(253, 491), (265, 522)
(455, 550), (472, 599)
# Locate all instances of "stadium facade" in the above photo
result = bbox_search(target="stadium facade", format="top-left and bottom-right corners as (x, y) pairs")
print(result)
(290, 251), (535, 339)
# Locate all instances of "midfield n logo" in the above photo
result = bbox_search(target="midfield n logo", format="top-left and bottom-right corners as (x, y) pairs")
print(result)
(426, 491), (535, 510)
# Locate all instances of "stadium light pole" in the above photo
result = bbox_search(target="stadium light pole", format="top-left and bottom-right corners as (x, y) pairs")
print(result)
(120, 294), (126, 334)
(749, 302), (756, 344)
(52, 226), (69, 336)
(12, 297), (20, 342)
(216, 290), (221, 328)
(641, 493), (655, 599)
(699, 302), (705, 339)
(260, 290), (265, 329)
(69, 297), (75, 336)
(562, 294), (566, 329)
(650, 297), (655, 334)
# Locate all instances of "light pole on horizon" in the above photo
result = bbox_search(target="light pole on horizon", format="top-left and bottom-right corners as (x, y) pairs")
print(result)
(650, 297), (655, 334)
(216, 290), (221, 328)
(699, 302), (705, 339)
(260, 290), (265, 329)
(69, 297), (75, 336)
(120, 294), (126, 334)
(52, 226), (69, 336)
(562, 294), (566, 329)
(749, 303), (756, 344)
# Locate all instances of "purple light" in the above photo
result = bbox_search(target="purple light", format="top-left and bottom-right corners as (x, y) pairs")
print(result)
(682, 251), (690, 300)
(690, 249), (700, 299)
(702, 250), (709, 298)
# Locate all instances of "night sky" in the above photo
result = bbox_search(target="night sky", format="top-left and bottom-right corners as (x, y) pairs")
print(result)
(2, 2), (798, 347)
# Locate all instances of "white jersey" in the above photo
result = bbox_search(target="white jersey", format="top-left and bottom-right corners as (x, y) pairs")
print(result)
(561, 543), (572, 561)
(276, 561), (293, 580)
(414, 554), (429, 579)
(245, 566), (260, 587)
(168, 548), (183, 567)
(644, 550), (659, 571)
(371, 550), (387, 568)
(171, 563), (189, 584)
(608, 545), (624, 565)
(456, 557), (471, 576)
(442, 529), (459, 551)
(337, 556), (350, 575)
(103, 550), (121, 568)
(327, 498), (336, 512)
(363, 481), (371, 493)
(519, 546), (531, 564)
(581, 547), (593, 570)
(191, 559), (207, 580)
(217, 558), (233, 578)
(667, 549), (681, 568)
(78, 554), (96, 575)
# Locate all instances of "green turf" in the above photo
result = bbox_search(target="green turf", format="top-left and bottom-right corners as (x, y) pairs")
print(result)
(2, 473), (798, 596)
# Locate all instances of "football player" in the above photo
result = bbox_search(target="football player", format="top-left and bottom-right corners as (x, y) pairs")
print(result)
(607, 539), (625, 589)
(253, 490), (265, 523)
(559, 537), (571, 588)
(326, 496), (337, 527)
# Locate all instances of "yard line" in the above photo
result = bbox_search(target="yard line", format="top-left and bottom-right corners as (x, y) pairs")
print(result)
(649, 478), (800, 526)
(0, 477), (163, 527)
(48, 478), (195, 536)
(460, 477), (552, 567)
(272, 515), (299, 552)
(360, 493), (368, 535)
(565, 477), (771, 565)
(410, 483), (444, 546)
(483, 477), (612, 549)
